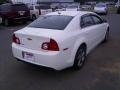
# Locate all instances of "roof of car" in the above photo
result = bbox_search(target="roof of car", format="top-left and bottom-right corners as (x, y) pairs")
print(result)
(46, 11), (93, 17)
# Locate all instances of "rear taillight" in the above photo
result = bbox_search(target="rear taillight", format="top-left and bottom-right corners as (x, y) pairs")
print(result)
(12, 34), (20, 44)
(8, 12), (16, 17)
(41, 39), (59, 51)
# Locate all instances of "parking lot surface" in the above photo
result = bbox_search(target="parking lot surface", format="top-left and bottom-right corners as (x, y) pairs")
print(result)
(0, 14), (120, 90)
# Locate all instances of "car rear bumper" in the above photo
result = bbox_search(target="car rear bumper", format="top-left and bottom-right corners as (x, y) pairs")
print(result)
(14, 16), (30, 20)
(9, 16), (30, 22)
(12, 43), (72, 70)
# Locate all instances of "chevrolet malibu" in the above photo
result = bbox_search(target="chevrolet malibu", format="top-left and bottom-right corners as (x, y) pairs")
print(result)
(12, 11), (109, 70)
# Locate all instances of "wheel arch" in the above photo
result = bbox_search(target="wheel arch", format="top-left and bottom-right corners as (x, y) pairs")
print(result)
(70, 38), (88, 66)
(107, 26), (110, 31)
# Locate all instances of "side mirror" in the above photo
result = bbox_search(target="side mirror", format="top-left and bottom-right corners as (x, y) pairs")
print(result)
(102, 18), (107, 23)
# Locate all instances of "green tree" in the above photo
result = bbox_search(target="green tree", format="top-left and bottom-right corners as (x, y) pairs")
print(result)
(0, 0), (11, 4)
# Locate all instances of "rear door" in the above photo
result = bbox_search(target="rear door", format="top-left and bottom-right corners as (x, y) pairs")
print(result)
(80, 14), (100, 51)
(91, 14), (107, 41)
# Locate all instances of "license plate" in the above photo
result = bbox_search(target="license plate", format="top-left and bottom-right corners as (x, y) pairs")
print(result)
(22, 52), (34, 61)
(19, 12), (24, 15)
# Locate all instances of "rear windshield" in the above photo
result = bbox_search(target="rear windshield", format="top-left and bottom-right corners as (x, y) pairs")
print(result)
(28, 15), (73, 30)
(12, 4), (28, 11)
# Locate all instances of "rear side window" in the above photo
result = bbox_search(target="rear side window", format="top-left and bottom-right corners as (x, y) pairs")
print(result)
(12, 4), (29, 11)
(91, 15), (102, 24)
(30, 6), (33, 10)
(35, 6), (41, 9)
(28, 15), (73, 30)
(81, 15), (94, 28)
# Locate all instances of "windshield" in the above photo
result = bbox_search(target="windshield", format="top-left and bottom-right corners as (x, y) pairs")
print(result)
(96, 4), (106, 7)
(67, 5), (78, 8)
(28, 15), (73, 30)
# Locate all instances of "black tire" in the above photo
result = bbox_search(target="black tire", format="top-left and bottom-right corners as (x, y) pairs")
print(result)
(22, 20), (27, 24)
(3, 18), (9, 26)
(32, 15), (37, 21)
(117, 10), (120, 14)
(117, 7), (120, 14)
(103, 29), (109, 42)
(105, 11), (108, 15)
(73, 45), (86, 70)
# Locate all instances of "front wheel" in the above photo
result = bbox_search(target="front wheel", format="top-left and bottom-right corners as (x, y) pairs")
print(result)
(3, 18), (9, 26)
(32, 15), (37, 21)
(105, 11), (108, 15)
(73, 45), (86, 70)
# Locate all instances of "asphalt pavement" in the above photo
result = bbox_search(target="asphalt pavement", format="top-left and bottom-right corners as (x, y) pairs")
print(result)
(0, 14), (120, 90)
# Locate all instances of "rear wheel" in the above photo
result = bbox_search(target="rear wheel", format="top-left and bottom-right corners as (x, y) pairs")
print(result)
(73, 45), (86, 70)
(32, 15), (37, 21)
(117, 10), (120, 14)
(103, 29), (109, 42)
(22, 20), (27, 24)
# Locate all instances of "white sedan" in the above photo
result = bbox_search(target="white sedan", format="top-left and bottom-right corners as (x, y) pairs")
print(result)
(12, 11), (109, 70)
(65, 5), (81, 11)
(94, 4), (108, 14)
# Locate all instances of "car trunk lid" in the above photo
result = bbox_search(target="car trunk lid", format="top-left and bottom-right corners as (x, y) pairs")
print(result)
(14, 27), (63, 51)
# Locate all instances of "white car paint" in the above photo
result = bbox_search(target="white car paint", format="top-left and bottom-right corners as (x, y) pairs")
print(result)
(81, 5), (91, 10)
(65, 5), (81, 11)
(12, 11), (109, 70)
(29, 5), (52, 20)
(94, 4), (107, 14)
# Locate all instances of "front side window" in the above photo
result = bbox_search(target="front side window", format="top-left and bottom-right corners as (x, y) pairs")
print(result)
(91, 15), (102, 24)
(81, 15), (94, 28)
(28, 15), (73, 30)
